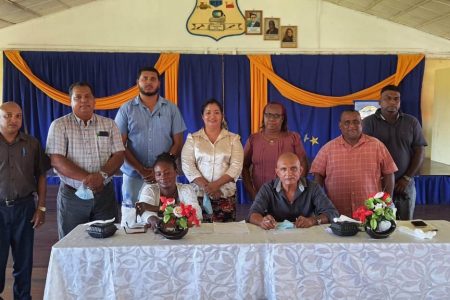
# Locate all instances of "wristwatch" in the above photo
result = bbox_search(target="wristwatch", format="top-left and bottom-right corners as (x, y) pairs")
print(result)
(99, 171), (109, 180)
(403, 175), (412, 182)
(38, 206), (46, 212)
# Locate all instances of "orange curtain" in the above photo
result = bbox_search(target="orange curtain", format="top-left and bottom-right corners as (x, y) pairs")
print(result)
(4, 50), (180, 109)
(248, 54), (424, 133)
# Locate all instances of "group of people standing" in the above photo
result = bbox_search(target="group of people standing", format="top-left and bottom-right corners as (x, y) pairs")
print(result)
(0, 63), (426, 299)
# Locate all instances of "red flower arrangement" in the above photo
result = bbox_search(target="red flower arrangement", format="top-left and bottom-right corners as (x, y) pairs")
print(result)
(160, 196), (200, 229)
(353, 192), (396, 231)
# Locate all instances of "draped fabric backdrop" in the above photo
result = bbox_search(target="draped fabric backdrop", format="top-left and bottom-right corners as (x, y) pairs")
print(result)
(3, 51), (428, 203)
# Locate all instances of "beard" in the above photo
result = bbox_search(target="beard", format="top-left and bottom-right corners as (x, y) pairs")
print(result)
(139, 86), (159, 97)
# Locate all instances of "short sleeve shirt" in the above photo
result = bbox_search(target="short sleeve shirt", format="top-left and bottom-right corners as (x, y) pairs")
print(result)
(115, 96), (186, 177)
(46, 113), (125, 188)
(363, 109), (427, 180)
(310, 134), (398, 217)
(0, 132), (50, 199)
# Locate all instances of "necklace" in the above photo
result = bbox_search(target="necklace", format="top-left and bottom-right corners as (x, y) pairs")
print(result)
(262, 132), (281, 144)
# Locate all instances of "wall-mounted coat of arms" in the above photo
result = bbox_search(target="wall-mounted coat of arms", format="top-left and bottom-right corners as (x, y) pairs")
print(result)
(186, 0), (245, 41)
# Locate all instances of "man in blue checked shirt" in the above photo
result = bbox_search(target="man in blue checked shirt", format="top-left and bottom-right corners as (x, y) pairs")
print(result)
(115, 67), (186, 225)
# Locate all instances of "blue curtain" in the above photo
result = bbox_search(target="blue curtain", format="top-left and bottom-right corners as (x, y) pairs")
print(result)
(268, 55), (425, 160)
(415, 176), (450, 205)
(178, 54), (223, 135)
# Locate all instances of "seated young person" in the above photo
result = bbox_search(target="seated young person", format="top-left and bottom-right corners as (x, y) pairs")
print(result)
(123, 153), (202, 228)
(247, 152), (338, 230)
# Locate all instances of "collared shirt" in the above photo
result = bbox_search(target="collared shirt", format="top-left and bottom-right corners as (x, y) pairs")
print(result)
(115, 95), (186, 177)
(363, 109), (427, 180)
(46, 113), (124, 189)
(125, 182), (203, 224)
(181, 128), (244, 197)
(247, 178), (339, 222)
(0, 132), (50, 200)
(310, 134), (398, 217)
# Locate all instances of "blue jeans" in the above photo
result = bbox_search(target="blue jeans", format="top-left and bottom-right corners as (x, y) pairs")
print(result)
(121, 174), (144, 207)
(120, 174), (145, 226)
(0, 197), (35, 300)
(393, 178), (416, 220)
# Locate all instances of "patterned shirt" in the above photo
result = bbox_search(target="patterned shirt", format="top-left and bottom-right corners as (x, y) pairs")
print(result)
(46, 113), (125, 188)
(310, 134), (398, 217)
(114, 95), (186, 177)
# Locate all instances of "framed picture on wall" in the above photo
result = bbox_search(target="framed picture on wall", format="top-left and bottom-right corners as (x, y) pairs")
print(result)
(264, 18), (280, 40)
(280, 26), (297, 48)
(245, 10), (262, 35)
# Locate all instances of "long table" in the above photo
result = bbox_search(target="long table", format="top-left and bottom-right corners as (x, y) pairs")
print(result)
(44, 221), (450, 300)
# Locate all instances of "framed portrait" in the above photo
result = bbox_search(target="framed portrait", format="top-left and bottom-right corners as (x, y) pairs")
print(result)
(354, 100), (380, 119)
(245, 10), (262, 35)
(280, 26), (298, 48)
(264, 17), (280, 40)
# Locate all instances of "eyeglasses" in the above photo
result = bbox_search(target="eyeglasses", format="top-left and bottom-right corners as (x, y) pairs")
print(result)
(264, 112), (283, 119)
(341, 120), (361, 127)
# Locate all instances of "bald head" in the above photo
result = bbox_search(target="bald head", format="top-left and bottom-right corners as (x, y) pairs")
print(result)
(0, 101), (22, 111)
(276, 152), (303, 187)
(277, 152), (299, 167)
(0, 101), (23, 139)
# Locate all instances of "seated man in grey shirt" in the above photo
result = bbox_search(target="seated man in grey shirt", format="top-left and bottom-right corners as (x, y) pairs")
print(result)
(247, 152), (338, 230)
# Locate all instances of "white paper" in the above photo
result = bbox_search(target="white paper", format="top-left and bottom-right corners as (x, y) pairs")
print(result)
(83, 217), (115, 226)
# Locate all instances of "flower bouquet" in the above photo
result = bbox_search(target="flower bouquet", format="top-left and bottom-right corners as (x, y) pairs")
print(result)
(156, 196), (200, 239)
(353, 192), (397, 238)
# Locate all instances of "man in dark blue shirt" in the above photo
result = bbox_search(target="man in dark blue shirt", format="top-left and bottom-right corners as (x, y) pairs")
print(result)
(363, 85), (427, 220)
(247, 152), (338, 230)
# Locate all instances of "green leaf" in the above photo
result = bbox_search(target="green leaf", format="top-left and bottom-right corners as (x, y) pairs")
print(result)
(163, 215), (171, 223)
(165, 206), (174, 214)
(179, 218), (187, 229)
(370, 218), (378, 230)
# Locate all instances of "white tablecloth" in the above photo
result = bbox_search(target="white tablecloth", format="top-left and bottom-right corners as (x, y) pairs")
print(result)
(44, 221), (450, 300)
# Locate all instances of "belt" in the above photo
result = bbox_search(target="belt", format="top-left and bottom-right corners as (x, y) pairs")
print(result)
(62, 182), (112, 192)
(0, 194), (34, 207)
(62, 183), (77, 192)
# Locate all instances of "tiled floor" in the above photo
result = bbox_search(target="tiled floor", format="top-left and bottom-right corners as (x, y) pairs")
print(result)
(3, 179), (450, 300)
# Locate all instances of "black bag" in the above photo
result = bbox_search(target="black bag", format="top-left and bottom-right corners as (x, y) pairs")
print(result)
(330, 221), (359, 236)
(87, 222), (117, 238)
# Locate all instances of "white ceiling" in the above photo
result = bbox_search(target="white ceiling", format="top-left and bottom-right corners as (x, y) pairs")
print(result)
(324, 0), (450, 40)
(0, 0), (97, 29)
(0, 0), (450, 42)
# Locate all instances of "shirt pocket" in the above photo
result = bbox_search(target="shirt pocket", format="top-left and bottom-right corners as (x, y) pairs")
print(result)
(97, 135), (112, 157)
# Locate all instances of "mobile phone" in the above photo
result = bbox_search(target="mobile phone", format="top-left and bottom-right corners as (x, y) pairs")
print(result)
(411, 220), (428, 227)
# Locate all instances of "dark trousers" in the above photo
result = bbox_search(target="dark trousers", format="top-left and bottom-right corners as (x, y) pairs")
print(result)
(57, 182), (117, 239)
(394, 178), (416, 220)
(0, 197), (35, 300)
